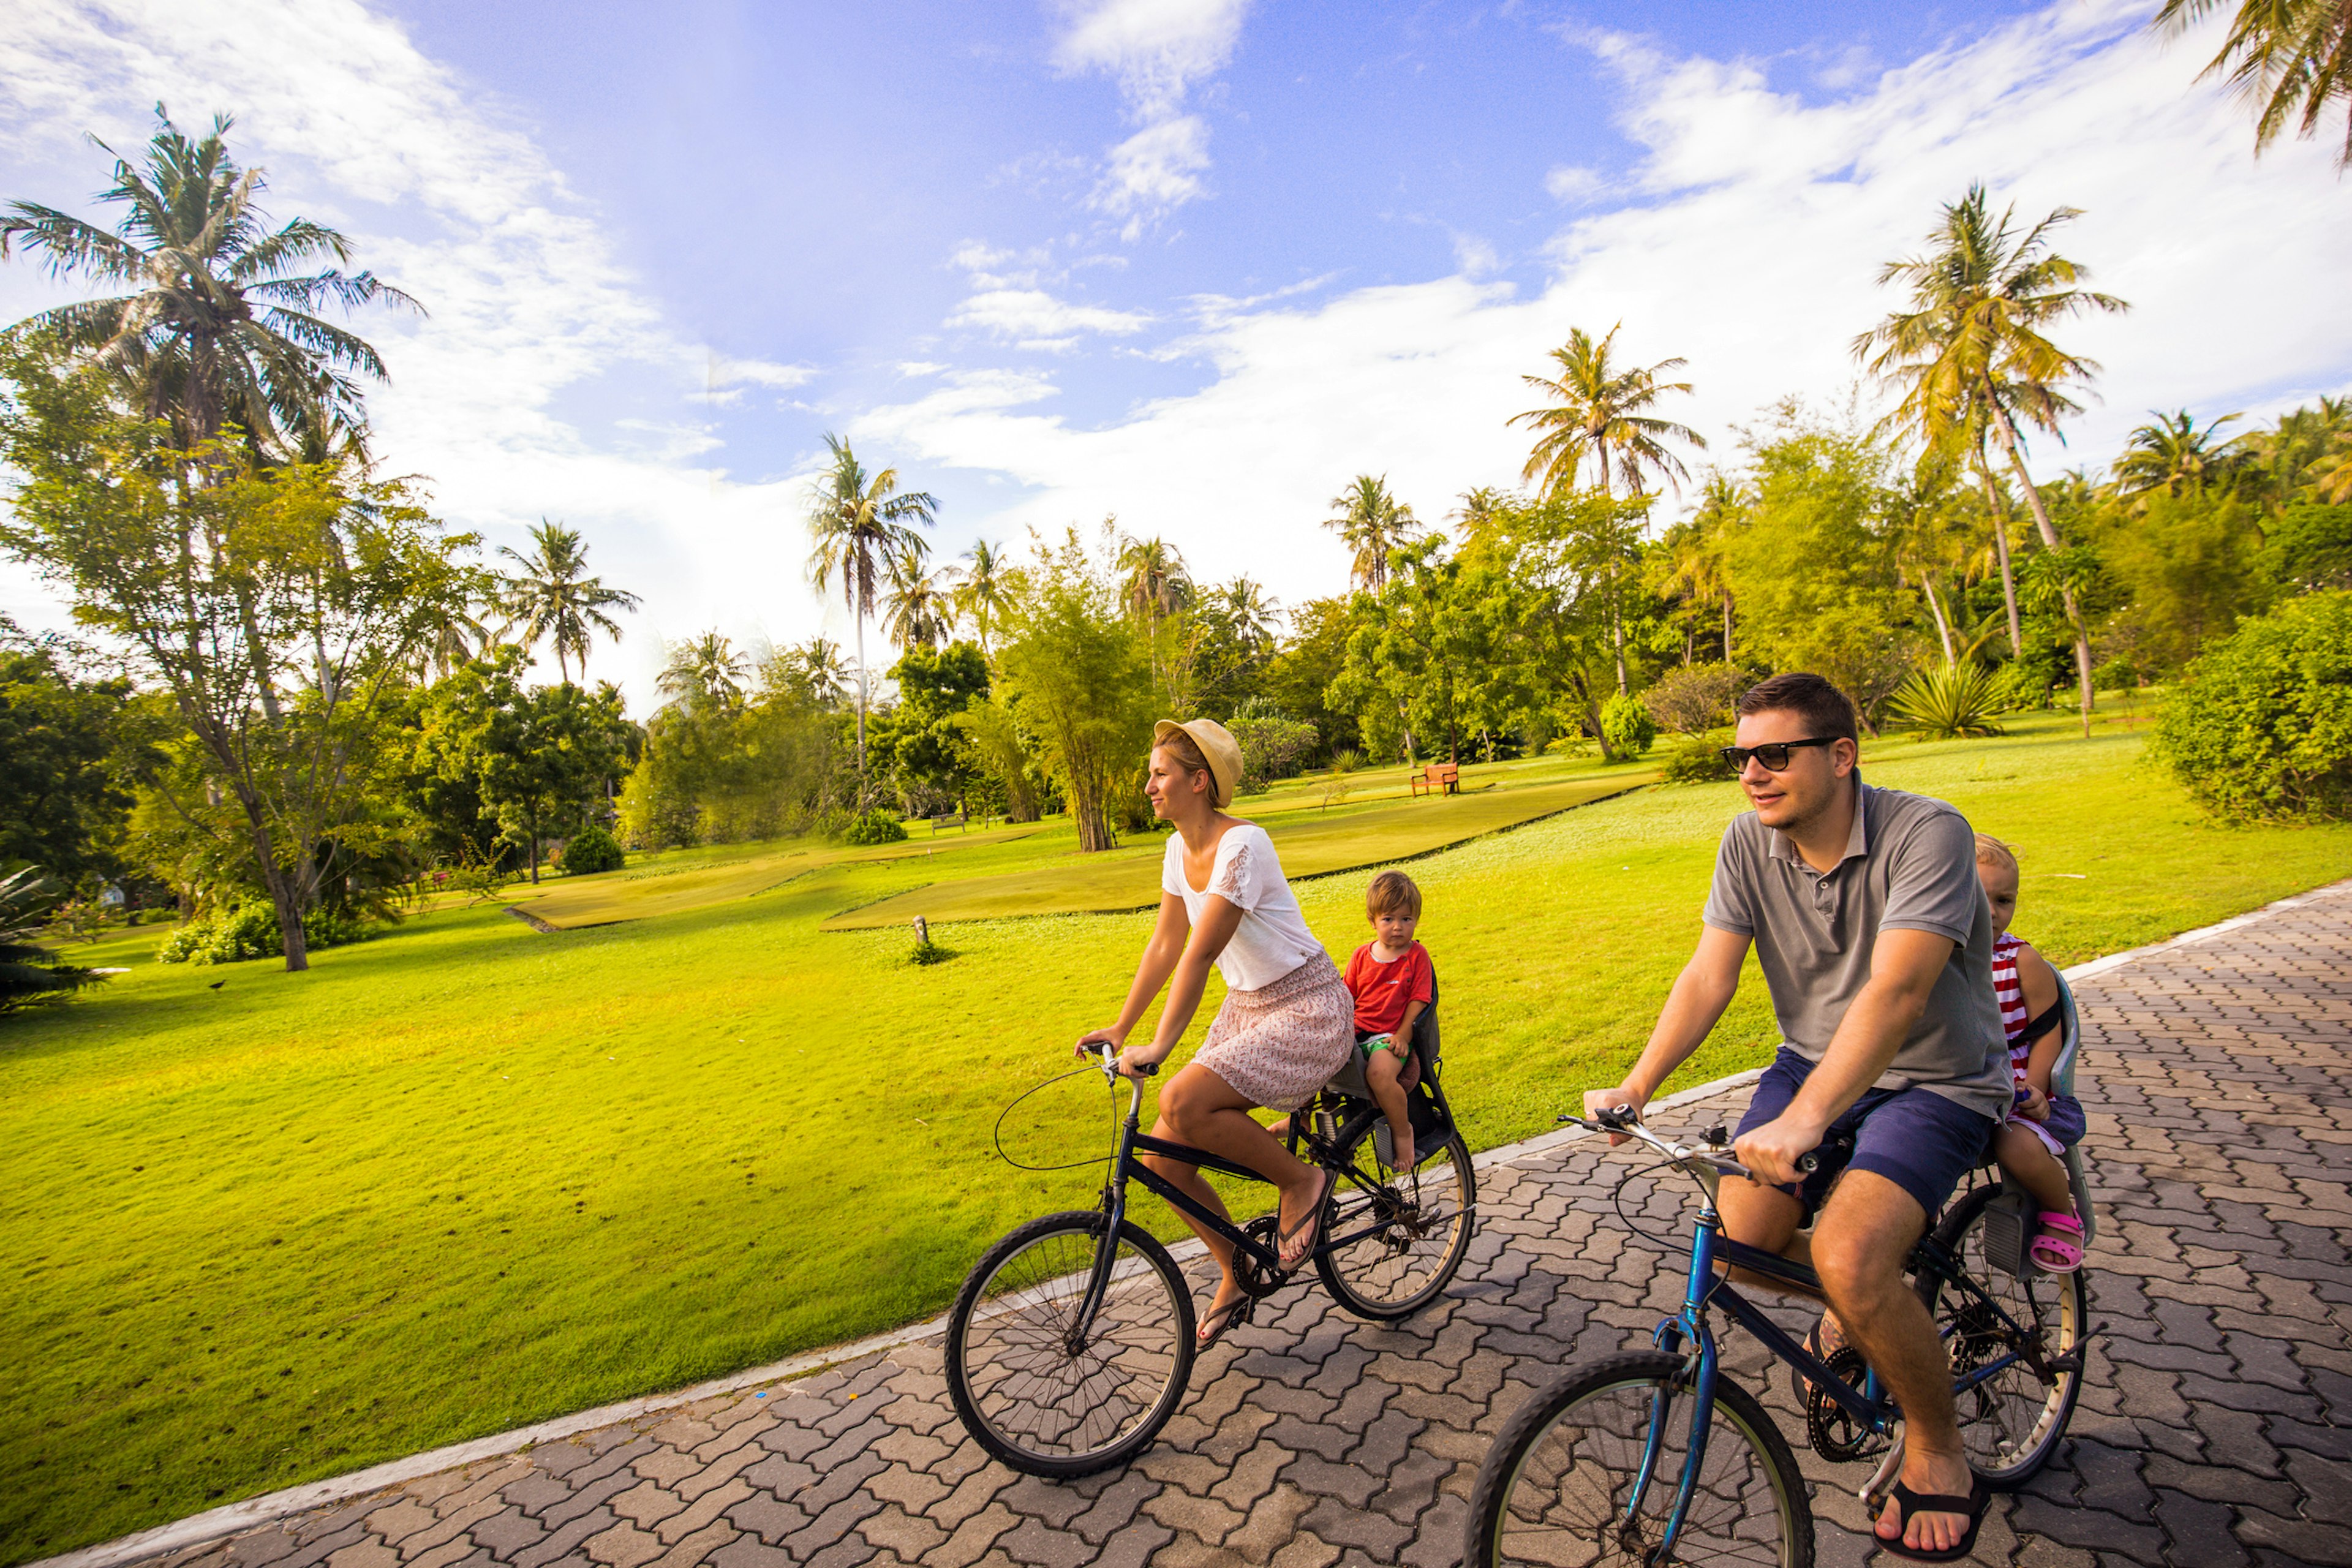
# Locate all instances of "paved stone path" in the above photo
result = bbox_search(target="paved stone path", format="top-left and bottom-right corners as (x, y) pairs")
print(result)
(109, 885), (2352, 1568)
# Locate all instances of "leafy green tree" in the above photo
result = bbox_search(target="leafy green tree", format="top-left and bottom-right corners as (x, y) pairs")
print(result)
(2155, 0), (2352, 168)
(0, 108), (418, 458)
(1329, 537), (1527, 766)
(1511, 323), (1706, 499)
(0, 630), (140, 881)
(1262, 597), (1365, 761)
(2153, 590), (2352, 820)
(993, 531), (1154, 852)
(2263, 502), (2352, 590)
(658, 631), (750, 711)
(475, 679), (632, 884)
(1323, 476), (1419, 592)
(0, 355), (472, 968)
(2113, 410), (2249, 502)
(1854, 183), (2128, 731)
(499, 520), (641, 684)
(873, 641), (989, 811)
(804, 432), (939, 783)
(2095, 492), (2269, 671)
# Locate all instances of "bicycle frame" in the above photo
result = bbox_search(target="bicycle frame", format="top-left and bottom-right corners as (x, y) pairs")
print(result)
(1066, 1061), (1412, 1346)
(1589, 1119), (2054, 1559)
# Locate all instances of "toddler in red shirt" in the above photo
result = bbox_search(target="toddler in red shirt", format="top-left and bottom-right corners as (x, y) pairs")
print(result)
(1344, 870), (1436, 1170)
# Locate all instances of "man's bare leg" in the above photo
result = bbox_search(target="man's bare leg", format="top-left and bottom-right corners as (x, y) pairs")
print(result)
(1716, 1177), (1812, 1292)
(1810, 1170), (1977, 1556)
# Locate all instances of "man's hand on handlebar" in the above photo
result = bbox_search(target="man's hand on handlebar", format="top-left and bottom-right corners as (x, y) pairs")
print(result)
(1583, 1084), (1648, 1145)
(1732, 1112), (1827, 1187)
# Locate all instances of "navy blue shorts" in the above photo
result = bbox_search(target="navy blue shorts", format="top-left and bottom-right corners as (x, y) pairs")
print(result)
(1735, 1047), (1999, 1221)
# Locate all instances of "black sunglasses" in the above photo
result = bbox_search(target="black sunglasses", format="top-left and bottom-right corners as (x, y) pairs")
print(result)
(1719, 737), (1841, 772)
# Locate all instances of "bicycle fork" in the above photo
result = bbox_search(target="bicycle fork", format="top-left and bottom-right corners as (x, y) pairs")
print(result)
(1628, 1221), (1727, 1564)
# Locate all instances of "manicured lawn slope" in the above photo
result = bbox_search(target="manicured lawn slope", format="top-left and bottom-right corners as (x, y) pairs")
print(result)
(2, 716), (2344, 1561)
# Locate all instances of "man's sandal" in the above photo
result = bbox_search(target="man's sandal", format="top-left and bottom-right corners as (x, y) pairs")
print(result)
(1196, 1295), (1254, 1351)
(1874, 1476), (1991, 1563)
(2029, 1212), (2085, 1273)
(1277, 1169), (1335, 1271)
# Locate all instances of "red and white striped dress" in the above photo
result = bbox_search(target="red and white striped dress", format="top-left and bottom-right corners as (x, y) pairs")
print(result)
(1991, 932), (2032, 1080)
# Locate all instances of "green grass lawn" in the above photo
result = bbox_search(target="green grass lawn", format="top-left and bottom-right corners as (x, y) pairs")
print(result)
(3, 714), (2346, 1562)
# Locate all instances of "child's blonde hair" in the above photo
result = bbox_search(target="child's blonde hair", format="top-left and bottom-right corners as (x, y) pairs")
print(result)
(1367, 870), (1422, 920)
(1974, 832), (2019, 879)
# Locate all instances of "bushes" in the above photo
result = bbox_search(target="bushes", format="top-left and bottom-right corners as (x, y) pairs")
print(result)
(1662, 734), (1737, 785)
(842, 808), (908, 846)
(2153, 590), (2352, 822)
(157, 902), (370, 966)
(557, 827), (625, 876)
(1599, 692), (1656, 759)
(1887, 663), (2006, 740)
(1644, 663), (1744, 735)
(1227, 708), (1318, 794)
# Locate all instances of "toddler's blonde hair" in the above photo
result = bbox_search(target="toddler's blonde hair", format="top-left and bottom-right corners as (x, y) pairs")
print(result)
(1367, 870), (1422, 920)
(1973, 832), (2019, 879)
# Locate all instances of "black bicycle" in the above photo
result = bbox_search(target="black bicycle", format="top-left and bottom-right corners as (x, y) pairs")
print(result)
(1464, 1107), (2095, 1567)
(945, 1030), (1477, 1477)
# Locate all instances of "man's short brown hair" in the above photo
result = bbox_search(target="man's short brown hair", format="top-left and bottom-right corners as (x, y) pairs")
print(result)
(1736, 673), (1859, 744)
(1367, 870), (1422, 919)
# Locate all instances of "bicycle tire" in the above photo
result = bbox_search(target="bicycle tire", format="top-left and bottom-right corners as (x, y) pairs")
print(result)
(944, 1210), (1196, 1477)
(1314, 1106), (1477, 1321)
(1915, 1182), (2088, 1488)
(1465, 1349), (1815, 1568)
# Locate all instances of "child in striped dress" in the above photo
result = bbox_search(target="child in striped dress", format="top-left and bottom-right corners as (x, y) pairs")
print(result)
(1976, 834), (2087, 1272)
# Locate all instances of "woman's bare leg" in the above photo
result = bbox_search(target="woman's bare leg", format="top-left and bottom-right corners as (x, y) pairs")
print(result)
(1142, 1065), (1323, 1306)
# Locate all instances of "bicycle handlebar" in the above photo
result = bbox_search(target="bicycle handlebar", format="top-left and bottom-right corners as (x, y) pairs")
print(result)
(1566, 1106), (1818, 1184)
(1086, 1042), (1159, 1081)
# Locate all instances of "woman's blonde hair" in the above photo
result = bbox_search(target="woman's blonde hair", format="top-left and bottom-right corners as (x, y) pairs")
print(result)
(1973, 832), (2019, 878)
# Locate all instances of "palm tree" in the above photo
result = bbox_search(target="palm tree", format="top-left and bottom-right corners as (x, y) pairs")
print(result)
(498, 520), (642, 684)
(946, 538), (1014, 650)
(1660, 474), (1741, 664)
(1115, 535), (1193, 625)
(1511, 323), (1707, 499)
(1215, 577), (1282, 652)
(2248, 396), (2352, 505)
(2113, 410), (2248, 499)
(883, 541), (951, 650)
(2155, 0), (2352, 168)
(658, 631), (748, 710)
(1, 108), (420, 458)
(804, 432), (938, 780)
(1853, 183), (2128, 733)
(1451, 485), (1511, 541)
(1324, 475), (1419, 592)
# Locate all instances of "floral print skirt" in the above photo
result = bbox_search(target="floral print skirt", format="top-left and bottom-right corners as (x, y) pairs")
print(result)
(1194, 949), (1355, 1114)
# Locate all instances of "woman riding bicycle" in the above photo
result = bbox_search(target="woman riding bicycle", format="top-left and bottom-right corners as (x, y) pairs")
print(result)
(1076, 718), (1352, 1351)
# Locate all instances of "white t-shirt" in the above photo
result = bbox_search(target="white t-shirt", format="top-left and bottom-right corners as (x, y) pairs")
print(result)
(1159, 823), (1325, 992)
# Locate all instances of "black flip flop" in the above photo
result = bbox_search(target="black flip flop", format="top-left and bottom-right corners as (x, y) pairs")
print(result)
(1277, 1167), (1335, 1272)
(1196, 1295), (1254, 1351)
(1874, 1476), (1992, 1563)
(1790, 1317), (1838, 1409)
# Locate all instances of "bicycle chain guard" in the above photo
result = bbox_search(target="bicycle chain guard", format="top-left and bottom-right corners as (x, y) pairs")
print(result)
(1806, 1346), (1890, 1463)
(1231, 1215), (1289, 1298)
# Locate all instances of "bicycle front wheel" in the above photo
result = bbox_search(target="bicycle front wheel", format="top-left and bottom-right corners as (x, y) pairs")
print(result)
(1918, 1183), (2088, 1488)
(1315, 1108), (1476, 1320)
(944, 1210), (1196, 1478)
(1465, 1350), (1814, 1568)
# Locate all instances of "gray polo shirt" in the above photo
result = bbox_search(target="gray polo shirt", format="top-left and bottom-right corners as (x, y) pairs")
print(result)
(1702, 777), (2010, 1121)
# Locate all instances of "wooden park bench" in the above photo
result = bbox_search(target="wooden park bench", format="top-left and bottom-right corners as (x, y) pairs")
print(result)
(928, 811), (970, 834)
(1409, 762), (1460, 797)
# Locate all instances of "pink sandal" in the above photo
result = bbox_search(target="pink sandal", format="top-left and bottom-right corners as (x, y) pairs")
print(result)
(2029, 1212), (2084, 1273)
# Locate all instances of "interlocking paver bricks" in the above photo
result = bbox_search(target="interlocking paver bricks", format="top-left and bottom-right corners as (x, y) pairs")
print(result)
(83, 881), (2352, 1568)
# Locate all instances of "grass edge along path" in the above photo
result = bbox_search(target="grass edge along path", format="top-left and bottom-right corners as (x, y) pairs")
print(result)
(3, 716), (2349, 1563)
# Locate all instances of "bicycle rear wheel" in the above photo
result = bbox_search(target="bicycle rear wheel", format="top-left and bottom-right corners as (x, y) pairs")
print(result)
(1314, 1108), (1476, 1320)
(1916, 1183), (2088, 1488)
(944, 1210), (1195, 1477)
(1464, 1350), (1814, 1568)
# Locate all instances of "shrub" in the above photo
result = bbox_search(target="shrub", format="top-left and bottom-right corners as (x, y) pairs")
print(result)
(1600, 692), (1656, 758)
(557, 826), (626, 875)
(156, 902), (369, 965)
(1644, 663), (1745, 734)
(2152, 590), (2352, 822)
(1228, 709), (1319, 794)
(843, 807), (908, 846)
(0, 867), (103, 1014)
(1888, 663), (2007, 740)
(1662, 734), (1738, 784)
(1327, 748), (1364, 775)
(2094, 657), (2141, 693)
(1986, 662), (2053, 714)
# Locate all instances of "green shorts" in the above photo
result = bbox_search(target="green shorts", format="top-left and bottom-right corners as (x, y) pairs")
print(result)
(1355, 1030), (1408, 1060)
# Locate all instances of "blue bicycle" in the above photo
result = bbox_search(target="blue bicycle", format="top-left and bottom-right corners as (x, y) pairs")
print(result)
(1463, 1106), (2093, 1567)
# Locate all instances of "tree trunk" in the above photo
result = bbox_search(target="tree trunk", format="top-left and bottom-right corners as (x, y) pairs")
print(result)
(854, 594), (869, 789)
(1975, 456), (2024, 656)
(529, 827), (541, 884)
(1988, 404), (2095, 736)
(237, 795), (310, 972)
(1923, 575), (1956, 665)
(1722, 593), (1733, 664)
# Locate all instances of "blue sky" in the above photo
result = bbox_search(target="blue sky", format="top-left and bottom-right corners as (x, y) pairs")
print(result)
(3, 0), (2348, 710)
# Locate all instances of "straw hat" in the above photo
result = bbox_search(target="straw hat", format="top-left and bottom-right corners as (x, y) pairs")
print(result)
(1153, 718), (1242, 809)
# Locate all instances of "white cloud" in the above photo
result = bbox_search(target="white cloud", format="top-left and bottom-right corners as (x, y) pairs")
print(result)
(948, 287), (1153, 351)
(0, 0), (820, 712)
(1544, 164), (1604, 201)
(1052, 0), (1249, 226)
(864, 0), (2352, 614)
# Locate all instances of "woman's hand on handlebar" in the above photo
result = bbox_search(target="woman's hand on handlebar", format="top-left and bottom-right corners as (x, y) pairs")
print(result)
(1076, 1028), (1164, 1080)
(1074, 1027), (1123, 1063)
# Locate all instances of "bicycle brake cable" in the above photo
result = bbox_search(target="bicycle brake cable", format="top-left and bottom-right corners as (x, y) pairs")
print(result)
(992, 1065), (1120, 1172)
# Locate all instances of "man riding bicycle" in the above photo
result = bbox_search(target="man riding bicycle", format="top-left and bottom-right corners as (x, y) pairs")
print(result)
(1586, 673), (2011, 1563)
